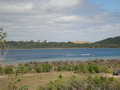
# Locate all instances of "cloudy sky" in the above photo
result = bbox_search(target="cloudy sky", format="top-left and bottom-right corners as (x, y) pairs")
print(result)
(0, 0), (120, 42)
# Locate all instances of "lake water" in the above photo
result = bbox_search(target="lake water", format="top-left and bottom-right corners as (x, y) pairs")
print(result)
(4, 48), (120, 64)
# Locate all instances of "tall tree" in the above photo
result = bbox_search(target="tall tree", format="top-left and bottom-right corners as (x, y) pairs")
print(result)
(0, 28), (7, 64)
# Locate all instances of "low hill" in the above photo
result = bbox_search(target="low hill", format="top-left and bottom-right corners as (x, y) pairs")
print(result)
(95, 36), (120, 44)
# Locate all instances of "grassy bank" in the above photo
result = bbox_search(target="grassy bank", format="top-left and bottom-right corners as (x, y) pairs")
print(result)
(1, 72), (120, 90)
(1, 59), (120, 90)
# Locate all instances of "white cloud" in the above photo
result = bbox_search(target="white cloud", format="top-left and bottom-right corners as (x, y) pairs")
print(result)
(50, 0), (80, 9)
(0, 3), (33, 13)
(0, 0), (120, 42)
(55, 16), (79, 22)
(99, 24), (120, 31)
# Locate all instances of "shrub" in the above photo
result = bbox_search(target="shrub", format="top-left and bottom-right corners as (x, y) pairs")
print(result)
(59, 74), (62, 79)
(24, 67), (32, 73)
(4, 67), (13, 74)
(35, 67), (41, 73)
(38, 75), (120, 90)
(87, 75), (119, 90)
(56, 66), (66, 71)
(16, 66), (24, 73)
(35, 64), (52, 73)
(19, 85), (28, 90)
(87, 64), (101, 73)
(7, 74), (28, 90)
(41, 64), (51, 72)
(0, 67), (4, 74)
(73, 64), (88, 73)
(16, 65), (32, 73)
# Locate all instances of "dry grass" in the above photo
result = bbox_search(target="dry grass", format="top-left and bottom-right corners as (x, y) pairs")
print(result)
(0, 72), (86, 90)
(1, 72), (119, 90)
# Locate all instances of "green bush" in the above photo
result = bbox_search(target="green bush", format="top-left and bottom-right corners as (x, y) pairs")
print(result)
(24, 67), (32, 73)
(41, 64), (51, 72)
(0, 67), (4, 74)
(55, 64), (108, 74)
(56, 66), (66, 71)
(101, 66), (110, 73)
(73, 64), (88, 73)
(35, 67), (41, 73)
(16, 66), (31, 73)
(4, 67), (13, 74)
(87, 64), (101, 73)
(59, 74), (62, 79)
(87, 76), (119, 90)
(19, 85), (28, 90)
(35, 64), (52, 73)
(16, 66), (24, 73)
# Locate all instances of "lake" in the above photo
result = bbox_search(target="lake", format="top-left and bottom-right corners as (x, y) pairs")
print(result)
(4, 48), (120, 64)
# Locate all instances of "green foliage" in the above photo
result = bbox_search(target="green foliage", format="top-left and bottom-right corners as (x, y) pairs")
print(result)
(42, 64), (52, 72)
(19, 85), (28, 90)
(0, 28), (7, 49)
(0, 67), (4, 74)
(73, 64), (88, 73)
(2, 60), (111, 74)
(54, 63), (108, 74)
(59, 74), (62, 79)
(87, 64), (101, 73)
(16, 65), (32, 73)
(95, 36), (120, 44)
(4, 67), (13, 74)
(35, 67), (41, 73)
(38, 75), (120, 90)
(35, 64), (51, 73)
(7, 74), (28, 90)
(87, 76), (119, 90)
(56, 66), (67, 71)
(0, 28), (7, 65)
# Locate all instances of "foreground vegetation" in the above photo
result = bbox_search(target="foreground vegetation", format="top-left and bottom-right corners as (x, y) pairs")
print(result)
(1, 59), (120, 75)
(1, 59), (120, 90)
(0, 59), (117, 74)
(1, 72), (120, 90)
(38, 75), (120, 90)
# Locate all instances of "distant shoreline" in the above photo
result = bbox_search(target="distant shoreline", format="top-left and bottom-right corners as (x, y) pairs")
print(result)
(7, 48), (120, 50)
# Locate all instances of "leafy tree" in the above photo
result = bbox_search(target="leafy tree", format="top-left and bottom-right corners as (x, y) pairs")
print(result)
(0, 28), (7, 65)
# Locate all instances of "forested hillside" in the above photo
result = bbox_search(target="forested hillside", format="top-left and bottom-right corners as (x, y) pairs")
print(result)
(95, 36), (120, 44)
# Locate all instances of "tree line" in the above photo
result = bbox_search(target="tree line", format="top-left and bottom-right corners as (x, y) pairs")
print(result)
(6, 40), (120, 49)
(1, 27), (120, 49)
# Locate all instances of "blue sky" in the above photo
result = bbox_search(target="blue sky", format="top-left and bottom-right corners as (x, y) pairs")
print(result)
(93, 0), (120, 10)
(0, 0), (120, 42)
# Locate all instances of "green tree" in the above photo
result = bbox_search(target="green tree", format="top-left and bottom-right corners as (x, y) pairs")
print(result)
(0, 28), (7, 49)
(0, 28), (7, 66)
